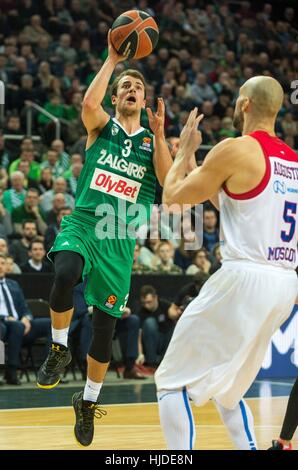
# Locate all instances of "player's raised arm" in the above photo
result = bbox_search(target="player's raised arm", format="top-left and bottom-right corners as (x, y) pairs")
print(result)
(162, 108), (236, 208)
(147, 97), (173, 186)
(81, 31), (129, 135)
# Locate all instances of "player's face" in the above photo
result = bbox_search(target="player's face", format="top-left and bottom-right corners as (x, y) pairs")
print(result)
(113, 76), (146, 116)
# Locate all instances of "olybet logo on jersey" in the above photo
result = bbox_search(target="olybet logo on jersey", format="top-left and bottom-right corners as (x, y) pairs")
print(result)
(90, 168), (141, 203)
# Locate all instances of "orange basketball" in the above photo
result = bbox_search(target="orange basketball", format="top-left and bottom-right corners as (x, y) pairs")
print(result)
(110, 10), (159, 60)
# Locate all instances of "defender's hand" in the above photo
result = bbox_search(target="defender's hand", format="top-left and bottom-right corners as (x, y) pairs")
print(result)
(179, 108), (204, 156)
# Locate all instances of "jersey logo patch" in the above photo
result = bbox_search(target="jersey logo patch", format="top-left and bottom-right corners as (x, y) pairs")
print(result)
(105, 294), (117, 309)
(90, 168), (141, 203)
(111, 125), (119, 136)
(139, 136), (152, 152)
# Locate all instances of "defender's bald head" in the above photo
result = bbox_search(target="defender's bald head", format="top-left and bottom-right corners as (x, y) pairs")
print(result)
(241, 76), (284, 117)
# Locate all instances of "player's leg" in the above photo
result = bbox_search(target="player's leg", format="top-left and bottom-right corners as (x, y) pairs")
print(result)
(37, 251), (84, 389)
(157, 388), (196, 450)
(73, 307), (117, 446)
(215, 399), (257, 450)
(268, 377), (298, 450)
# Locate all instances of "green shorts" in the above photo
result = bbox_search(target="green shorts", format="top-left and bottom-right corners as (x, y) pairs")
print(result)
(48, 211), (135, 318)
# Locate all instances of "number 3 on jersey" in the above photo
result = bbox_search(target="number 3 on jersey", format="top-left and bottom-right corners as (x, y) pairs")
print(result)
(281, 201), (297, 242)
(122, 139), (132, 158)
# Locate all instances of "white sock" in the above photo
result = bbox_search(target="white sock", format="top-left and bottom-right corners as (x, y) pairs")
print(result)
(157, 388), (196, 450)
(215, 399), (258, 450)
(83, 377), (103, 403)
(51, 327), (69, 347)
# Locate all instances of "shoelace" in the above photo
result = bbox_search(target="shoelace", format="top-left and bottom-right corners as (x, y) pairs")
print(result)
(45, 350), (65, 370)
(81, 404), (107, 432)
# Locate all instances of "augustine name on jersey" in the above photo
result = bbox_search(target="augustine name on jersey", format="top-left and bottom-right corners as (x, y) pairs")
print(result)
(267, 161), (298, 264)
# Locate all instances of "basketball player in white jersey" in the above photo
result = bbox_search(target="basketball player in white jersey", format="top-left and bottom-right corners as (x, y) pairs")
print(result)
(155, 76), (298, 450)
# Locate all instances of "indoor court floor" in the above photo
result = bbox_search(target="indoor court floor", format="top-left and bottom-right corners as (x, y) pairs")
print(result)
(0, 376), (297, 450)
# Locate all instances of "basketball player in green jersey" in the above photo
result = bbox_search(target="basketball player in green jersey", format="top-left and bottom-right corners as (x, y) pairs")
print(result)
(37, 32), (173, 446)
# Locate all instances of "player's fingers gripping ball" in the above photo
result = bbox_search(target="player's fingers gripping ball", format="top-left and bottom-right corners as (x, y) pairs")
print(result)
(110, 10), (159, 59)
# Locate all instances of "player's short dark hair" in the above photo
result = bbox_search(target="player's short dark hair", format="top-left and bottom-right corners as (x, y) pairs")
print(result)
(111, 69), (147, 98)
(140, 285), (157, 298)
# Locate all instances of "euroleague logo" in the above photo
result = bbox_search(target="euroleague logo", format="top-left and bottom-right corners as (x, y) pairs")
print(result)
(107, 295), (117, 305)
(105, 294), (118, 309)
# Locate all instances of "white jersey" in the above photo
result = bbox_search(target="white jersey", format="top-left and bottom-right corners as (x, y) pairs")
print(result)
(219, 130), (298, 270)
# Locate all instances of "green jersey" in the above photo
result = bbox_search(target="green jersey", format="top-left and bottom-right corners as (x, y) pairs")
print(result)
(75, 117), (156, 233)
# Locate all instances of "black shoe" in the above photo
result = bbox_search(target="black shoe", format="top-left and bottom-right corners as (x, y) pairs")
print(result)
(72, 391), (107, 447)
(5, 367), (21, 385)
(268, 439), (293, 450)
(37, 342), (72, 389)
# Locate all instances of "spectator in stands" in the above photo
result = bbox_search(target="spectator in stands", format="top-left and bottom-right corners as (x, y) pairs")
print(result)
(11, 188), (47, 235)
(2, 116), (23, 160)
(190, 73), (217, 105)
(5, 255), (20, 275)
(138, 285), (181, 367)
(0, 253), (51, 385)
(174, 227), (198, 272)
(139, 234), (161, 268)
(50, 139), (70, 171)
(45, 192), (67, 225)
(210, 243), (223, 274)
(9, 220), (37, 266)
(132, 242), (153, 274)
(37, 168), (54, 195)
(0, 201), (12, 239)
(40, 177), (75, 212)
(40, 149), (65, 179)
(44, 206), (72, 252)
(22, 14), (52, 45)
(154, 241), (183, 274)
(65, 162), (83, 197)
(186, 245), (211, 274)
(167, 136), (180, 159)
(18, 160), (39, 191)
(203, 208), (219, 253)
(9, 149), (41, 182)
(0, 238), (21, 273)
(55, 33), (77, 64)
(37, 94), (67, 128)
(20, 240), (53, 273)
(0, 132), (11, 170)
(174, 271), (210, 312)
(219, 116), (237, 139)
(2, 171), (26, 213)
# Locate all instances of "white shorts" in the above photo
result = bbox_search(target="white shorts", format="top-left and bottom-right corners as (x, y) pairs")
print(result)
(155, 260), (298, 409)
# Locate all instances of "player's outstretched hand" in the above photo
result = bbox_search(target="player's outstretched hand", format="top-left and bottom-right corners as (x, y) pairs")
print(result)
(107, 30), (130, 64)
(146, 97), (165, 137)
(179, 108), (204, 155)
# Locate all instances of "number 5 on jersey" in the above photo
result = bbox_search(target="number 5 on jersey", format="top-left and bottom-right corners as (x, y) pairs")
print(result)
(281, 201), (297, 242)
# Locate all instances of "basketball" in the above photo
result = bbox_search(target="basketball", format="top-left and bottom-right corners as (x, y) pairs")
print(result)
(110, 10), (159, 60)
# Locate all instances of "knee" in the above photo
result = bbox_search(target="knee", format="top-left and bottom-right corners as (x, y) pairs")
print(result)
(54, 267), (81, 289)
(10, 321), (25, 336)
(88, 308), (117, 363)
(142, 317), (158, 332)
(124, 314), (140, 330)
